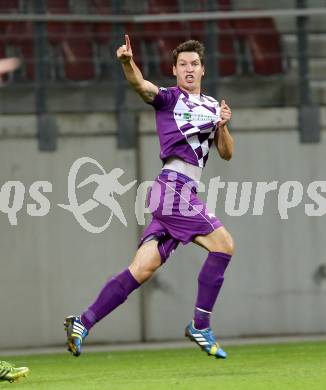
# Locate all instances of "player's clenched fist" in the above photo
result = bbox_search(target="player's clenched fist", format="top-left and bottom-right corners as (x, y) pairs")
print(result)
(116, 34), (133, 63)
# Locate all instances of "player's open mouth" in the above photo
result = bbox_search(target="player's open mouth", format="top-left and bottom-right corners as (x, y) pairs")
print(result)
(185, 75), (194, 82)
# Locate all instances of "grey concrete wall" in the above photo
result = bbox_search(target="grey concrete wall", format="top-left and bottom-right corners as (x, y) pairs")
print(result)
(0, 107), (326, 349)
(0, 136), (141, 348)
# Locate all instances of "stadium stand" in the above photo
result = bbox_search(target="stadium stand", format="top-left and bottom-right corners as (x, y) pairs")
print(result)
(91, 0), (143, 75)
(47, 0), (95, 81)
(91, 0), (112, 44)
(0, 0), (286, 82)
(232, 17), (285, 75)
(0, 0), (35, 80)
(186, 4), (238, 78)
(143, 0), (186, 76)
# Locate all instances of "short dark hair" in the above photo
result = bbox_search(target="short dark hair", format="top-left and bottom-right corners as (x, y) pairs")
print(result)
(172, 40), (205, 66)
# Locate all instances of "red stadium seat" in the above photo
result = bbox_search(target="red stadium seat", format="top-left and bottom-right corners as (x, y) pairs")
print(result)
(0, 0), (14, 54)
(144, 0), (182, 41)
(47, 0), (95, 81)
(150, 21), (196, 76)
(187, 19), (237, 77)
(217, 0), (232, 11)
(187, 2), (237, 77)
(192, 0), (232, 11)
(150, 19), (236, 77)
(46, 0), (69, 13)
(141, 0), (184, 75)
(91, 0), (112, 44)
(4, 23), (35, 80)
(61, 24), (95, 81)
(147, 0), (178, 13)
(0, 40), (8, 82)
(0, 0), (19, 13)
(47, 0), (70, 43)
(0, 41), (6, 58)
(143, 0), (237, 78)
(91, 1), (143, 75)
(124, 23), (143, 68)
(155, 24), (188, 76)
(0, 1), (35, 80)
(232, 17), (285, 75)
(217, 20), (237, 76)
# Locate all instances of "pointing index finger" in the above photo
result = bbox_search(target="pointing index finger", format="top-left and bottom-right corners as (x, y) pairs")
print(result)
(125, 34), (131, 51)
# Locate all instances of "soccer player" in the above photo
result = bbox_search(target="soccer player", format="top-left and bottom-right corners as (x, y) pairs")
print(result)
(65, 35), (234, 358)
(0, 57), (30, 383)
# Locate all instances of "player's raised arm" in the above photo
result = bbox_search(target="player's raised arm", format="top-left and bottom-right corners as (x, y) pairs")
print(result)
(116, 35), (158, 103)
(214, 100), (234, 161)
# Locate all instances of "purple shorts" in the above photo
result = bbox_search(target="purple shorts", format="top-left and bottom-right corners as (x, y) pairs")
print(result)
(139, 169), (223, 262)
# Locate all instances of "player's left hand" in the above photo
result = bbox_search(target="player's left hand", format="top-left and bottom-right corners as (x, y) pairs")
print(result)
(219, 99), (232, 127)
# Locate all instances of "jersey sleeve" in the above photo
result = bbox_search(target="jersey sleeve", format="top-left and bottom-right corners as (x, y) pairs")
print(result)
(150, 87), (176, 110)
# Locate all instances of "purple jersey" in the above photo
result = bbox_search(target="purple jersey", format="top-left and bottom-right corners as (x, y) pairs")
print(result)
(150, 86), (221, 168)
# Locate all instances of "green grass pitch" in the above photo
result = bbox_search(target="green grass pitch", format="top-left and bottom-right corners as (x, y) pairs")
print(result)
(1, 341), (326, 389)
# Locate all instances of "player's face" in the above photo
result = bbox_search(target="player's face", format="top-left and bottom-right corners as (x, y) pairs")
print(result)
(173, 52), (204, 94)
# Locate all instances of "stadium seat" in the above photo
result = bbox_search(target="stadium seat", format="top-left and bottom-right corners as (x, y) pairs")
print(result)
(5, 22), (35, 80)
(187, 19), (237, 77)
(147, 0), (178, 13)
(47, 0), (70, 43)
(143, 1), (186, 76)
(47, 0), (95, 81)
(63, 24), (95, 81)
(144, 0), (236, 77)
(145, 21), (194, 76)
(0, 1), (16, 57)
(141, 0), (185, 76)
(91, 0), (112, 44)
(0, 0), (18, 13)
(186, 1), (237, 77)
(0, 40), (8, 82)
(90, 1), (143, 75)
(144, 0), (182, 42)
(123, 23), (143, 67)
(216, 20), (237, 76)
(0, 40), (6, 59)
(0, 1), (35, 80)
(217, 0), (232, 11)
(232, 17), (285, 75)
(188, 0), (232, 11)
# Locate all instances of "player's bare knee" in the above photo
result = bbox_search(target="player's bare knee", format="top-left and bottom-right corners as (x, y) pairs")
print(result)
(213, 229), (235, 255)
(129, 248), (161, 283)
(220, 234), (235, 255)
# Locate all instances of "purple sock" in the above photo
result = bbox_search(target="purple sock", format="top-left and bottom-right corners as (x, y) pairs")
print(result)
(81, 268), (140, 331)
(194, 252), (231, 330)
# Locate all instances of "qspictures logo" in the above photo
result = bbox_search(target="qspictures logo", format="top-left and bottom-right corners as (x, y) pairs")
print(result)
(58, 157), (136, 233)
(0, 156), (325, 233)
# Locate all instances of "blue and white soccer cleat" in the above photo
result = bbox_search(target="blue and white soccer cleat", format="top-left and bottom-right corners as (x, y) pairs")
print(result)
(185, 321), (227, 359)
(64, 315), (88, 357)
